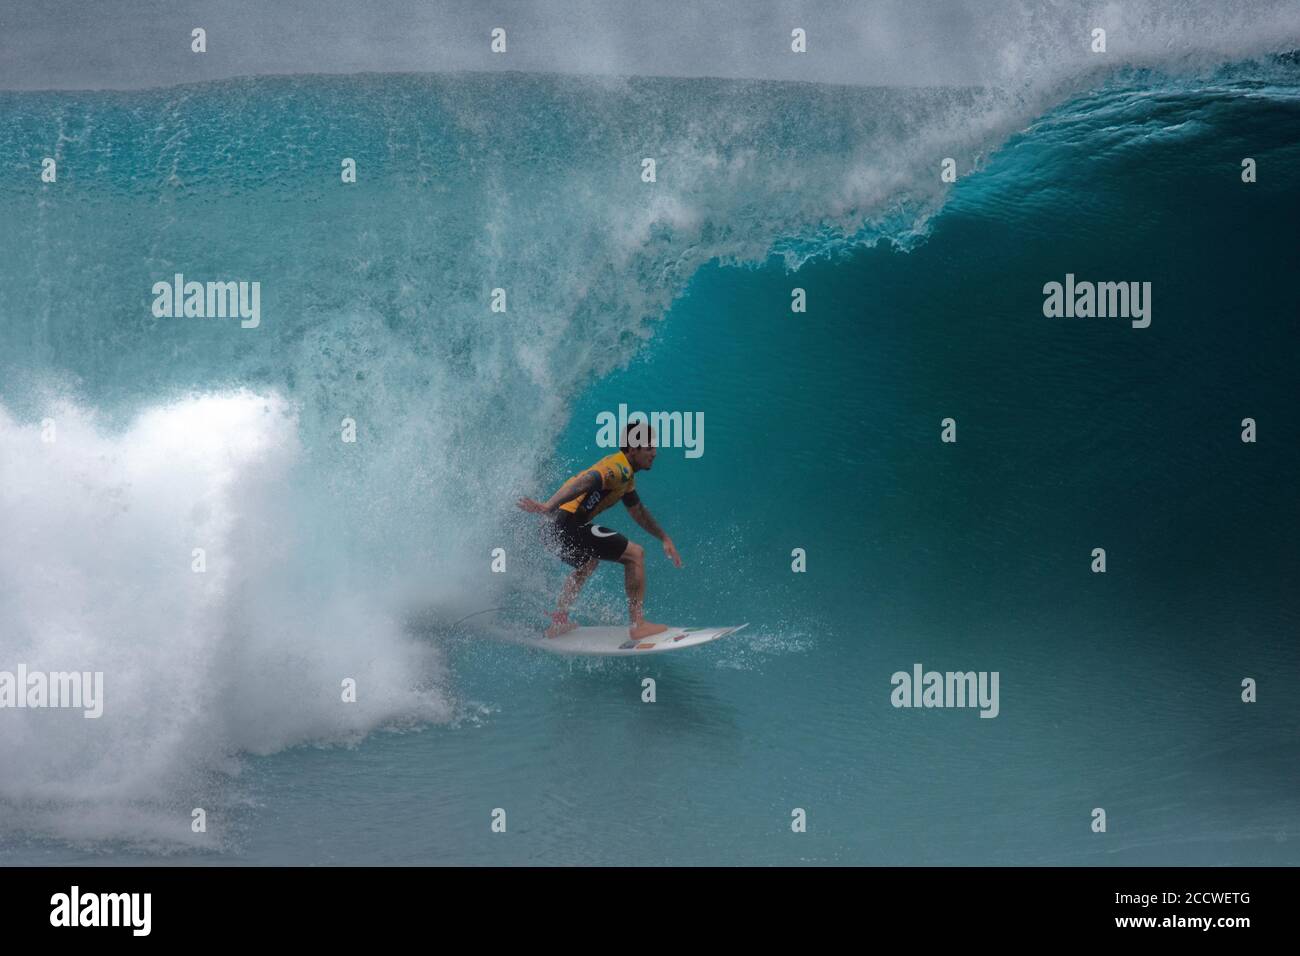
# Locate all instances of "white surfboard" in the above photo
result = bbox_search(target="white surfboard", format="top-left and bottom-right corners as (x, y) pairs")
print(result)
(529, 623), (748, 656)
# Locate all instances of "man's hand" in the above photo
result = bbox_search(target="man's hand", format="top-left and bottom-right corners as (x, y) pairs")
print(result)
(517, 497), (549, 514)
(663, 537), (683, 568)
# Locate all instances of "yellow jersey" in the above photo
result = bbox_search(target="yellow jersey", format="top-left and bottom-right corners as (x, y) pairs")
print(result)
(557, 451), (639, 523)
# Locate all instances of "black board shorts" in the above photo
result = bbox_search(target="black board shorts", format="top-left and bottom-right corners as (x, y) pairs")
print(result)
(541, 514), (630, 567)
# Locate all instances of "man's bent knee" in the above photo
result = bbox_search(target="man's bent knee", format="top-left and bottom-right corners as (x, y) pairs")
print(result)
(620, 542), (644, 564)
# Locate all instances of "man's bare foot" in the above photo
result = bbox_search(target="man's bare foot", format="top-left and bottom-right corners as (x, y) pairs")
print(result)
(629, 621), (668, 640)
(545, 613), (579, 639)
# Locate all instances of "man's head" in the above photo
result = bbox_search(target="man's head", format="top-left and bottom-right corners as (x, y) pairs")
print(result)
(620, 420), (657, 471)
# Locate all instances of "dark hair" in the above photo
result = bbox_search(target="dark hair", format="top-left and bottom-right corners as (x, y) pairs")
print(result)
(619, 419), (654, 452)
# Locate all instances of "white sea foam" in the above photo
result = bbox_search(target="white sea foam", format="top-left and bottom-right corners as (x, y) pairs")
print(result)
(0, 393), (450, 846)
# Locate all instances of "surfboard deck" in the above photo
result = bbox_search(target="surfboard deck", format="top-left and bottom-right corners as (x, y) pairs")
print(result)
(527, 623), (748, 656)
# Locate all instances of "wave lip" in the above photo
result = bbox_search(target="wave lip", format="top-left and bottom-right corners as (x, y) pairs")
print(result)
(2, 0), (1299, 91)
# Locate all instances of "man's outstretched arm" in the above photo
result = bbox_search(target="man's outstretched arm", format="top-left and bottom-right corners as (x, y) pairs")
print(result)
(625, 499), (683, 567)
(517, 470), (601, 514)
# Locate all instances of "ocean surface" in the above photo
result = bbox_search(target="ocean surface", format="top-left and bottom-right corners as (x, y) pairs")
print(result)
(1, 56), (1298, 864)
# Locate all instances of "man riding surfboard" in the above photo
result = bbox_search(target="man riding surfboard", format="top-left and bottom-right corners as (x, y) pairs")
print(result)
(517, 423), (682, 639)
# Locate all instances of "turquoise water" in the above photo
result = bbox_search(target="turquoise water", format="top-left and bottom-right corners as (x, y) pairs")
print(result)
(1, 63), (1298, 864)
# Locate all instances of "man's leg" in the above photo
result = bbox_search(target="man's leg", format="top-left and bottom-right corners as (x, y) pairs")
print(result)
(619, 542), (667, 639)
(547, 556), (598, 638)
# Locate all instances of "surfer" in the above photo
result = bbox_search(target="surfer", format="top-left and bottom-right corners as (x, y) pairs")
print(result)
(517, 423), (683, 639)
